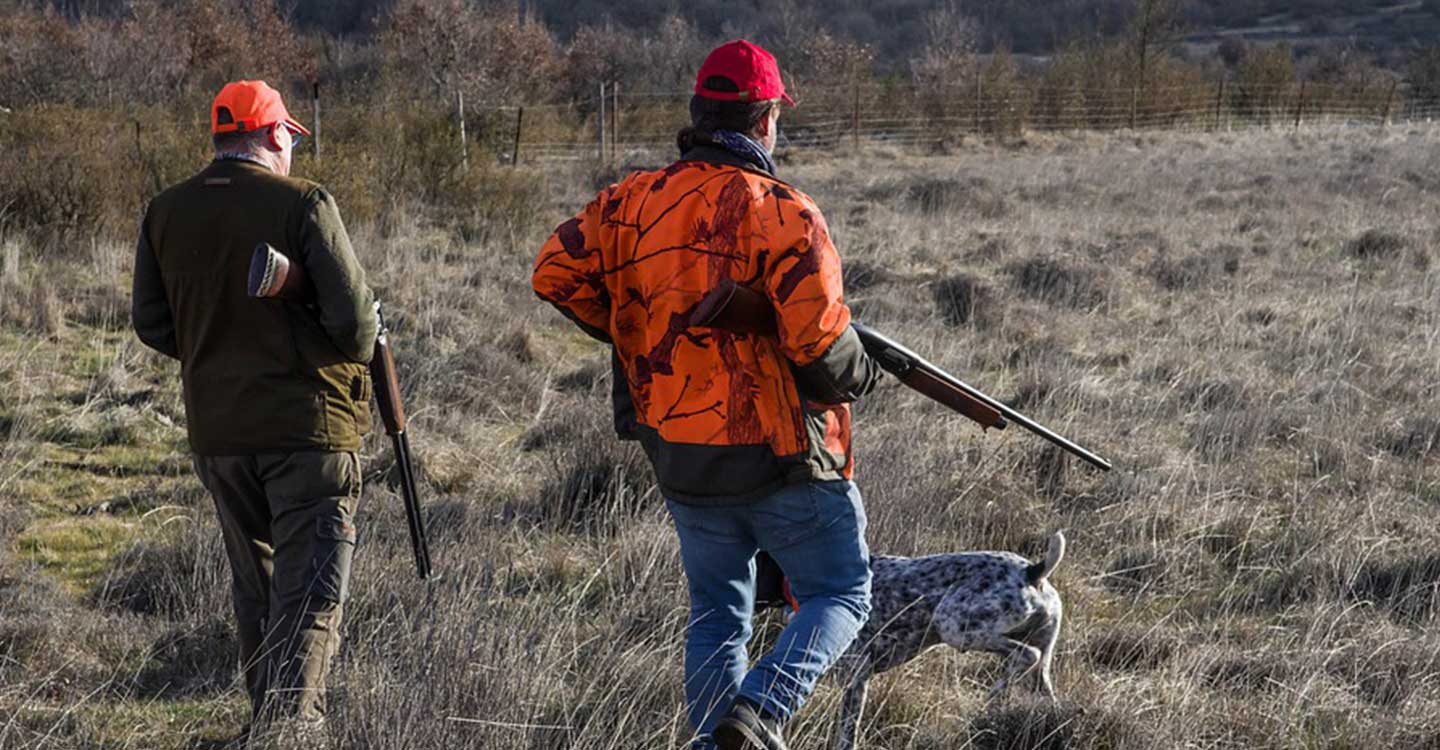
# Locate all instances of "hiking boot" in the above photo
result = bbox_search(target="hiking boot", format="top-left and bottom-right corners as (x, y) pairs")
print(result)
(713, 697), (787, 750)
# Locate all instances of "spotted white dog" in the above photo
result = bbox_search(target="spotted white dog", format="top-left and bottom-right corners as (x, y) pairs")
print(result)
(831, 532), (1066, 750)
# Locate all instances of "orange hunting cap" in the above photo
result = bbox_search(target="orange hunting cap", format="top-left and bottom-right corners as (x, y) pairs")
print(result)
(211, 80), (310, 136)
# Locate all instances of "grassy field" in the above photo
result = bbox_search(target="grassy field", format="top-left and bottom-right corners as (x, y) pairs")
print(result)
(3, 123), (1440, 750)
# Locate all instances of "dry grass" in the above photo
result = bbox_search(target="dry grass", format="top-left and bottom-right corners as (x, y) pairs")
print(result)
(3, 124), (1440, 749)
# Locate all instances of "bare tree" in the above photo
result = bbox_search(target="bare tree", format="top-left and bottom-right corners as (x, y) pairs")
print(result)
(911, 0), (978, 88)
(1126, 0), (1184, 88)
(382, 0), (559, 107)
(1410, 45), (1440, 108)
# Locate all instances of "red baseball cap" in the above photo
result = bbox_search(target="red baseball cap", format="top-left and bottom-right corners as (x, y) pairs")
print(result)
(695, 40), (795, 106)
(211, 80), (310, 136)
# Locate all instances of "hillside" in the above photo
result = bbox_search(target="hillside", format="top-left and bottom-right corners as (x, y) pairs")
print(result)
(16, 0), (1440, 64)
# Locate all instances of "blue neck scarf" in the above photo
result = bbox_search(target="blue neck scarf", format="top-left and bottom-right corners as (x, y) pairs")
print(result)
(711, 130), (777, 177)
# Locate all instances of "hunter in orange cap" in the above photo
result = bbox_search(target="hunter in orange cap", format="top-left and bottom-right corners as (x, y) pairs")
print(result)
(209, 80), (311, 175)
(132, 80), (376, 749)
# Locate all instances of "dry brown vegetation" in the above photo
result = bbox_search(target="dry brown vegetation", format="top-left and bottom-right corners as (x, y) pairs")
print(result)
(5, 1), (1440, 248)
(3, 123), (1440, 749)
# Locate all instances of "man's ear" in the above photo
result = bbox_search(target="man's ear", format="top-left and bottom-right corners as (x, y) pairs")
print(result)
(266, 123), (285, 152)
(754, 104), (777, 140)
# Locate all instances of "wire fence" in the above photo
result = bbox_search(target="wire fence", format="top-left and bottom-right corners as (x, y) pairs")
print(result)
(429, 80), (1440, 164)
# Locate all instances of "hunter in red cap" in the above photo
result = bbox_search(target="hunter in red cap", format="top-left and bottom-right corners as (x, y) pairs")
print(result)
(132, 80), (376, 749)
(533, 40), (878, 750)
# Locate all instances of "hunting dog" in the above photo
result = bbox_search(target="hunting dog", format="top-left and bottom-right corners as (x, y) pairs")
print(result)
(830, 531), (1066, 750)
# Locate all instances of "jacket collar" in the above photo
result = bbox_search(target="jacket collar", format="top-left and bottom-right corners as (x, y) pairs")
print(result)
(677, 129), (776, 177)
(207, 156), (273, 175)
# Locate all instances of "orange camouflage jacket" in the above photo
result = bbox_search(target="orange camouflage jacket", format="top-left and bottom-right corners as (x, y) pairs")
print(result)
(532, 145), (880, 504)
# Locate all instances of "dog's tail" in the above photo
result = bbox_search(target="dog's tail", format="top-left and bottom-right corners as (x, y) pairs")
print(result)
(1026, 531), (1066, 585)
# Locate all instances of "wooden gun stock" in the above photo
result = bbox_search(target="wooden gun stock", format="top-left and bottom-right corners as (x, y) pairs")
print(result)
(692, 278), (1112, 472)
(246, 243), (308, 300)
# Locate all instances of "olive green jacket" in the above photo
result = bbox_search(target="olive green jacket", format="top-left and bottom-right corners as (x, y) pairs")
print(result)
(132, 159), (377, 455)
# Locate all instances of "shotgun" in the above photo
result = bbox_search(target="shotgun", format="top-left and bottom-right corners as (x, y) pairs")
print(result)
(247, 243), (436, 579)
(691, 278), (1112, 472)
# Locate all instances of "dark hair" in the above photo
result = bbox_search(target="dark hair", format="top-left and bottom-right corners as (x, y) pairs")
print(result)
(689, 96), (777, 134)
(680, 75), (778, 137)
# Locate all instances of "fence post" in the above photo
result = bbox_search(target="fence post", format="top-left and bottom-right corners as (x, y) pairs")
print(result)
(852, 76), (861, 149)
(312, 82), (321, 164)
(1212, 79), (1225, 132)
(611, 81), (620, 162)
(1293, 81), (1306, 130)
(456, 90), (468, 171)
(597, 81), (607, 163)
(1129, 85), (1139, 130)
(973, 68), (982, 134)
(512, 106), (524, 166)
(1382, 78), (1398, 126)
(132, 120), (146, 207)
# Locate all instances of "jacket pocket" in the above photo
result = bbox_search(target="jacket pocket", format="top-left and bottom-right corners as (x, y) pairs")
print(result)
(349, 371), (373, 436)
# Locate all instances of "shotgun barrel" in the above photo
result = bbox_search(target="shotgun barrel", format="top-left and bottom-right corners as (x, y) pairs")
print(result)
(692, 277), (1112, 472)
(371, 303), (433, 580)
(851, 322), (1111, 472)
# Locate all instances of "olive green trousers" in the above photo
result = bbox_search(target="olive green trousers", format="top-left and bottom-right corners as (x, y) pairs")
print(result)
(193, 451), (361, 722)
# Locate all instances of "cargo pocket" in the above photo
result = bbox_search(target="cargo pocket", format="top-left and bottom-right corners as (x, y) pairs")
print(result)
(308, 515), (357, 605)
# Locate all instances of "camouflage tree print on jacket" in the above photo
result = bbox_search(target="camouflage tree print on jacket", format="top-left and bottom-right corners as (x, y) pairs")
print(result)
(533, 156), (880, 505)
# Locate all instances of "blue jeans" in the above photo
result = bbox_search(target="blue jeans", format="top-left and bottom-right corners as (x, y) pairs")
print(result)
(666, 480), (872, 748)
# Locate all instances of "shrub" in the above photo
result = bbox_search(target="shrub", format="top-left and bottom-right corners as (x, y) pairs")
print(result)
(1203, 653), (1293, 692)
(843, 259), (892, 292)
(1084, 625), (1180, 671)
(902, 176), (1008, 218)
(1379, 416), (1440, 459)
(1103, 546), (1171, 594)
(969, 703), (1152, 750)
(1005, 257), (1106, 309)
(1187, 408), (1273, 462)
(1181, 379), (1249, 413)
(1233, 44), (1296, 122)
(931, 273), (995, 327)
(1326, 636), (1436, 707)
(133, 620), (237, 699)
(1344, 229), (1407, 261)
(1347, 552), (1440, 622)
(532, 402), (656, 534)
(1409, 45), (1440, 109)
(93, 521), (229, 620)
(1147, 253), (1220, 291)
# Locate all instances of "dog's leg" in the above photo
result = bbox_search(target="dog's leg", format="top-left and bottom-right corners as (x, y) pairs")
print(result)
(834, 658), (873, 750)
(978, 636), (1043, 702)
(1030, 607), (1062, 701)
